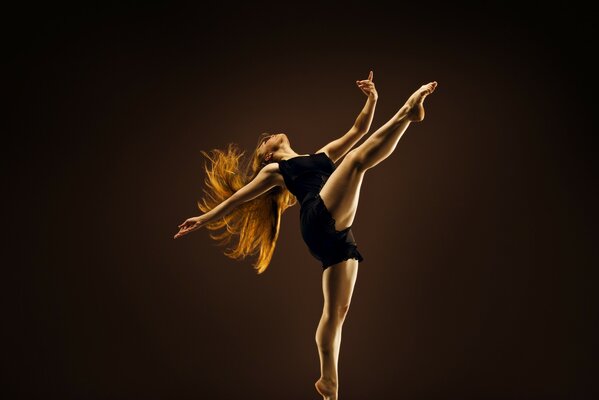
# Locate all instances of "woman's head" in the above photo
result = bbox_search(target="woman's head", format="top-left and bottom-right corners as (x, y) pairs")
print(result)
(252, 132), (290, 171)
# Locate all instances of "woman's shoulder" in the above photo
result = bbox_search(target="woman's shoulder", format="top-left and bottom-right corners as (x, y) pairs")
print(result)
(260, 162), (286, 187)
(261, 162), (281, 173)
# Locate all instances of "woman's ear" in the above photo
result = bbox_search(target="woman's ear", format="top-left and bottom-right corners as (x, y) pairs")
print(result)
(265, 152), (273, 162)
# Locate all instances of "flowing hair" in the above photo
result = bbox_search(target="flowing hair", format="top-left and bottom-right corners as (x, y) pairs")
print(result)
(197, 133), (297, 274)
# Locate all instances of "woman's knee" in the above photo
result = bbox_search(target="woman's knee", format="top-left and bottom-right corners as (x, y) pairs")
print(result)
(338, 303), (351, 320)
(324, 303), (351, 322)
(345, 147), (365, 171)
(345, 147), (369, 173)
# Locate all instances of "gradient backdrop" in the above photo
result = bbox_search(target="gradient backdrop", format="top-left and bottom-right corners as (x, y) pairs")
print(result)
(6, 2), (596, 399)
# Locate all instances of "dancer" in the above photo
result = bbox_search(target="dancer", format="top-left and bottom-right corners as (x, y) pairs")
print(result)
(174, 71), (437, 399)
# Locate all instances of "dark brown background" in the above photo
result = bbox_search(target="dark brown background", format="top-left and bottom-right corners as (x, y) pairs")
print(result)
(6, 2), (596, 399)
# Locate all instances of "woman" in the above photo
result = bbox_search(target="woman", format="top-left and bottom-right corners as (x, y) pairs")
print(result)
(174, 71), (437, 400)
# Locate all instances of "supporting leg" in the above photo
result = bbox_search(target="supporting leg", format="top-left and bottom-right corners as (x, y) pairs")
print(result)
(315, 259), (359, 400)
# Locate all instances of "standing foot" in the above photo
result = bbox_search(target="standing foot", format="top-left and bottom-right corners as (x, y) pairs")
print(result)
(315, 376), (338, 400)
(404, 81), (438, 122)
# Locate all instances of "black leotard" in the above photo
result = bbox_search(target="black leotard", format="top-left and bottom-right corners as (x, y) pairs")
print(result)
(277, 152), (364, 270)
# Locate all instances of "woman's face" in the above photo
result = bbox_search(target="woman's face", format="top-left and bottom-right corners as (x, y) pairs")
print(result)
(259, 133), (288, 161)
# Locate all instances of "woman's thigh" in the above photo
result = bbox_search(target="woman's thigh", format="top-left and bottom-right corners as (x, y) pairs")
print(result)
(318, 152), (365, 231)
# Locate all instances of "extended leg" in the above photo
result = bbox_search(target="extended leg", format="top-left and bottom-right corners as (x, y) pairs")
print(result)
(315, 259), (359, 400)
(319, 82), (437, 231)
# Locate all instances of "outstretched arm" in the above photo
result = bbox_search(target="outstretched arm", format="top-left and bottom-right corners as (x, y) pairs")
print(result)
(317, 71), (378, 163)
(173, 163), (283, 239)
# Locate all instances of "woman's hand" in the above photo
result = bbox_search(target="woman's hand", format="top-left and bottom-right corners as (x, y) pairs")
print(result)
(173, 215), (207, 239)
(356, 70), (378, 100)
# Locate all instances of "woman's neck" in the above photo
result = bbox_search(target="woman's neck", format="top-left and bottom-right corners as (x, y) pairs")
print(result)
(274, 145), (303, 161)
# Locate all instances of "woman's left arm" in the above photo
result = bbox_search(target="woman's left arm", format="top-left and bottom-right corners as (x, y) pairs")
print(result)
(173, 163), (283, 239)
(317, 71), (378, 163)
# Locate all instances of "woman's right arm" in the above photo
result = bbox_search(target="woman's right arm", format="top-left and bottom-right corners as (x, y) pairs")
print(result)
(316, 71), (378, 163)
(173, 163), (283, 239)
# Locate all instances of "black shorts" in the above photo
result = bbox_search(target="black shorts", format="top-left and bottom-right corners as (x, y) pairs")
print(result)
(299, 192), (364, 270)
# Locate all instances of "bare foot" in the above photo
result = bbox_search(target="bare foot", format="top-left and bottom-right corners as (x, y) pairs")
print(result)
(405, 81), (437, 122)
(315, 376), (337, 400)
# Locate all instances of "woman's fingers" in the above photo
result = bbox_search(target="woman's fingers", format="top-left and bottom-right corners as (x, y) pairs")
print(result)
(178, 218), (192, 228)
(174, 227), (191, 239)
(174, 215), (207, 239)
(174, 223), (190, 238)
(356, 70), (374, 85)
(356, 76), (376, 97)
